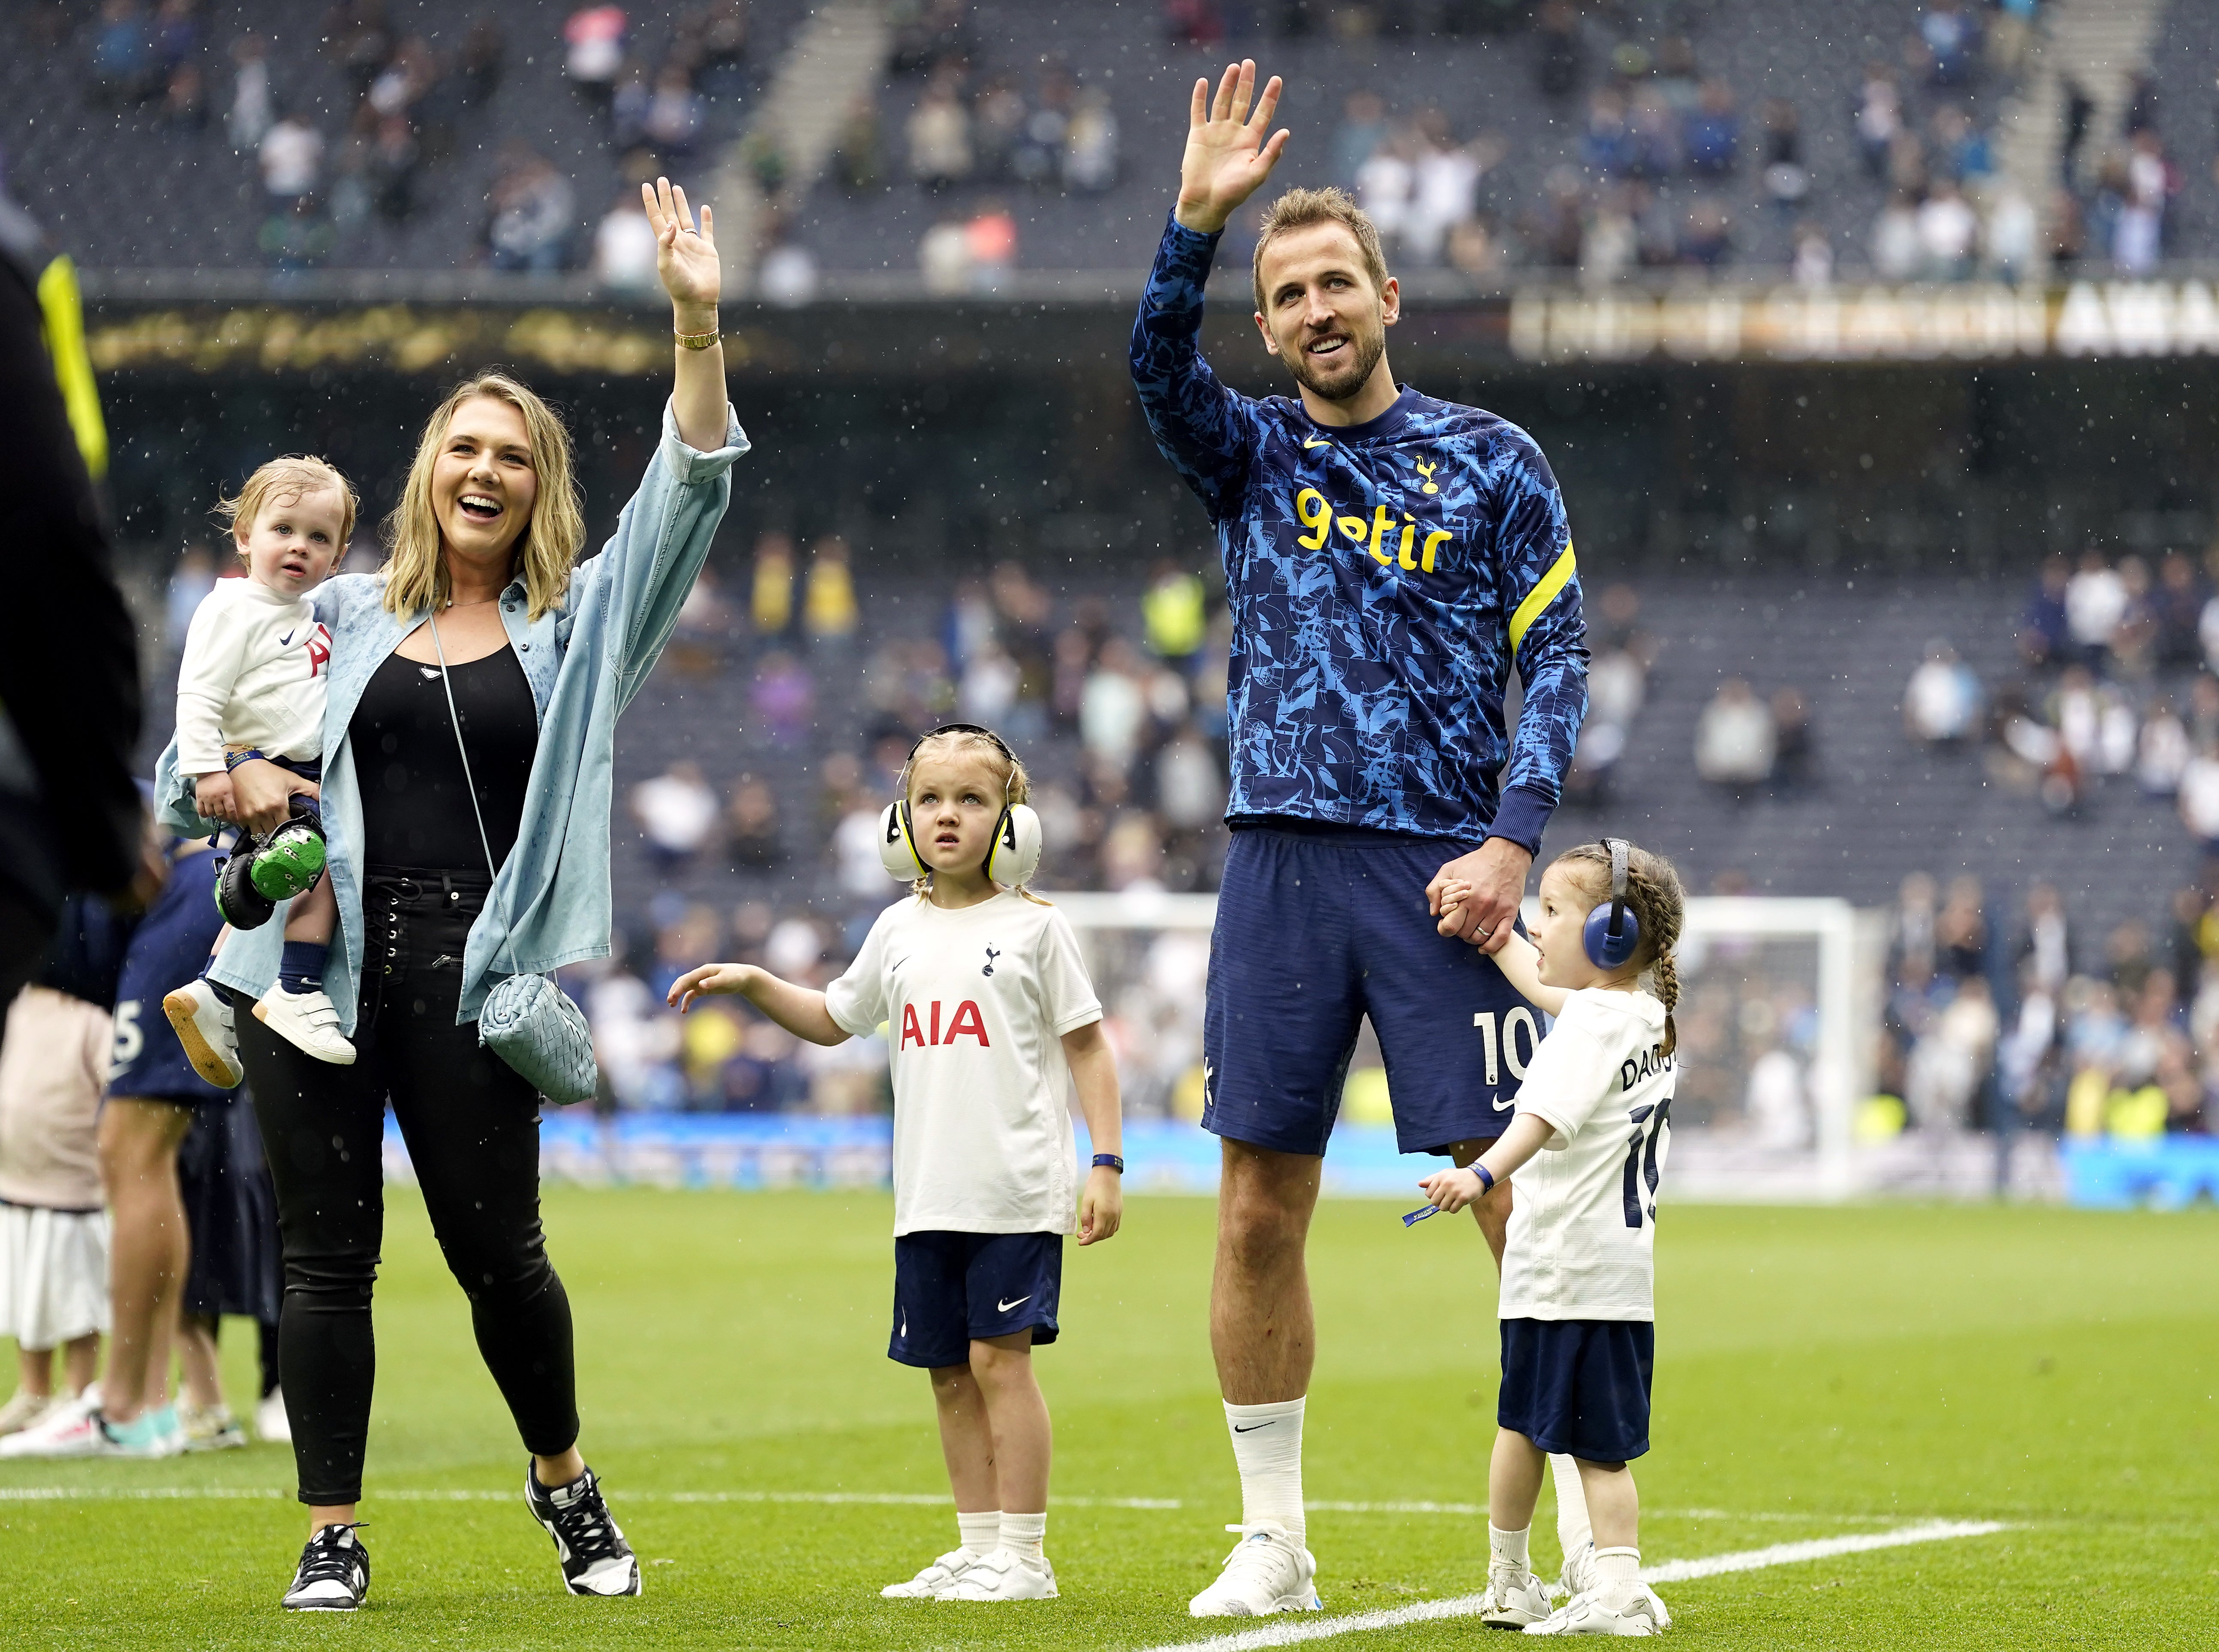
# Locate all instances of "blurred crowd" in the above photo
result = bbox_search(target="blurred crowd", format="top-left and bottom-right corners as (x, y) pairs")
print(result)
(524, 540), (1234, 1116)
(1872, 868), (2214, 1159)
(1903, 548), (2219, 838)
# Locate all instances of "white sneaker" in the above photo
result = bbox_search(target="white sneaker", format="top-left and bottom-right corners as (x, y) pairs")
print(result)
(0, 1389), (57, 1436)
(180, 1402), (248, 1451)
(164, 978), (244, 1088)
(881, 1547), (982, 1598)
(256, 1387), (293, 1445)
(254, 987), (357, 1065)
(1523, 1588), (1664, 1636)
(0, 1396), (172, 1459)
(1188, 1522), (1320, 1617)
(939, 1548), (1058, 1601)
(1481, 1563), (1554, 1628)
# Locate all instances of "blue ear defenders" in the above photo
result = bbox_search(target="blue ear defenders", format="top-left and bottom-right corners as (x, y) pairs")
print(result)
(1582, 837), (1643, 969)
(877, 723), (1043, 886)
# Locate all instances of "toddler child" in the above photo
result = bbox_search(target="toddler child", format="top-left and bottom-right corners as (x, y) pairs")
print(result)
(161, 457), (356, 1079)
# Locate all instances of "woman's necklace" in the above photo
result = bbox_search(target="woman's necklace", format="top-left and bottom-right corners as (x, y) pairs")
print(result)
(444, 595), (503, 609)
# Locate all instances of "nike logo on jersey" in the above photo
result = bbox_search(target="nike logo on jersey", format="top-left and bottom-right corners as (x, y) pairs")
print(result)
(278, 629), (296, 646)
(996, 1295), (1031, 1313)
(1231, 1421), (1276, 1432)
(1301, 435), (1329, 450)
(1492, 1096), (1515, 1111)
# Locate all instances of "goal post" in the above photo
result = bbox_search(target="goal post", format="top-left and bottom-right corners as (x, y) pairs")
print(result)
(1048, 890), (1869, 1202)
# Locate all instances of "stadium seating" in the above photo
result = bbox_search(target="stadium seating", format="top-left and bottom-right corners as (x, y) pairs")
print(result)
(12, 1), (2214, 279)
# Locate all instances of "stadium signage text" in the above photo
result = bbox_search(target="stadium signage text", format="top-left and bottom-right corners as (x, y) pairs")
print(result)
(1509, 280), (2219, 364)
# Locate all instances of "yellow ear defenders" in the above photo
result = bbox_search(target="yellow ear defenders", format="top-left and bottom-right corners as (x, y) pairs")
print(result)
(877, 723), (1043, 886)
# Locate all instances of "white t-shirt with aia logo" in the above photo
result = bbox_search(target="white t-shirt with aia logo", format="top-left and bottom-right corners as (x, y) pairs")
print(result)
(1500, 987), (1675, 1323)
(825, 889), (1103, 1237)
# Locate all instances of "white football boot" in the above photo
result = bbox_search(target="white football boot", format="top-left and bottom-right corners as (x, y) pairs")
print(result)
(939, 1548), (1058, 1601)
(881, 1548), (983, 1598)
(1188, 1522), (1321, 1617)
(1523, 1588), (1666, 1636)
(164, 978), (244, 1088)
(1480, 1562), (1555, 1628)
(254, 986), (357, 1065)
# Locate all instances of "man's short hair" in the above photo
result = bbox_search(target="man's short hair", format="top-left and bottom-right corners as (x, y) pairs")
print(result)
(1250, 187), (1391, 316)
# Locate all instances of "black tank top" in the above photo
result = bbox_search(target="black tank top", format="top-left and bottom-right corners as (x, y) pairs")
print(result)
(352, 647), (538, 871)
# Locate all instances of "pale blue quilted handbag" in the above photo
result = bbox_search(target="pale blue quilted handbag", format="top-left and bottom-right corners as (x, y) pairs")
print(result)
(429, 616), (599, 1105)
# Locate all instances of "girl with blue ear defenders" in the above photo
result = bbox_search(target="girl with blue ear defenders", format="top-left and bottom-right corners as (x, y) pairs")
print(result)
(664, 724), (1124, 1604)
(1421, 838), (1684, 1636)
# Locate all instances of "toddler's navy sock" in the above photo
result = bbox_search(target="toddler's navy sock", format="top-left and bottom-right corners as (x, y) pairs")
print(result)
(278, 941), (328, 997)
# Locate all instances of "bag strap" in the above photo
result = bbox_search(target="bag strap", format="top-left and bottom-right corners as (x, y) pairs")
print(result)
(427, 612), (520, 975)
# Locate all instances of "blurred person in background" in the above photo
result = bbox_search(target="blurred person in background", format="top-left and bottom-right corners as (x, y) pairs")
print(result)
(1904, 640), (1982, 743)
(1694, 679), (1775, 794)
(0, 951), (117, 1444)
(631, 762), (719, 870)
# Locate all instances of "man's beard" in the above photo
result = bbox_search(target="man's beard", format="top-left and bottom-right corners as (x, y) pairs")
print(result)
(1285, 323), (1386, 405)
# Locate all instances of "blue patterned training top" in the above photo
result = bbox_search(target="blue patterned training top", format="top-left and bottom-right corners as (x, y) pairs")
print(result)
(1129, 214), (1589, 849)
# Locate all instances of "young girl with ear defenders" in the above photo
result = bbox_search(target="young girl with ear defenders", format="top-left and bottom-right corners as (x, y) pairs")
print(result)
(1423, 837), (1684, 1637)
(667, 725), (1123, 1605)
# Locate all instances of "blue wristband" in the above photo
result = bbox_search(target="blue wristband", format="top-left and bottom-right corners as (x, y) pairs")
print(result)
(1473, 1164), (1495, 1193)
(223, 748), (268, 773)
(1092, 1154), (1124, 1173)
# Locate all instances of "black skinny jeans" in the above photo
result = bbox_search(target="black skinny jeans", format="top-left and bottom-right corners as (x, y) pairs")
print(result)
(229, 867), (577, 1505)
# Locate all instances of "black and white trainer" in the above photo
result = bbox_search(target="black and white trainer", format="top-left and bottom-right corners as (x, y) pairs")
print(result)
(524, 1462), (641, 1597)
(282, 1523), (370, 1611)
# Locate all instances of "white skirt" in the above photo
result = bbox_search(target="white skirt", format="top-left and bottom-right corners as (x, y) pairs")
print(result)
(0, 1203), (110, 1349)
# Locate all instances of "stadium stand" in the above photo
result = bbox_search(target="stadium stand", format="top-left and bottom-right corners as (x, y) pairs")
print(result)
(8, 1), (2217, 282)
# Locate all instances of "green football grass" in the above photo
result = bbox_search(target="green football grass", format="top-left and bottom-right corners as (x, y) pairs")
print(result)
(3, 1190), (2214, 1649)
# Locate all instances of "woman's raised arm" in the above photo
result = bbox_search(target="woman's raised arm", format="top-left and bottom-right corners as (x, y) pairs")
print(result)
(645, 176), (728, 452)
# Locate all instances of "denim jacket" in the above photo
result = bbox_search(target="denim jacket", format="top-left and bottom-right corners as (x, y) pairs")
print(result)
(155, 399), (751, 1033)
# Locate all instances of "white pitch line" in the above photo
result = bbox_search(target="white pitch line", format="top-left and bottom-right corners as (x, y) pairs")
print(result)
(0, 1486), (1903, 1523)
(1131, 1520), (2008, 1652)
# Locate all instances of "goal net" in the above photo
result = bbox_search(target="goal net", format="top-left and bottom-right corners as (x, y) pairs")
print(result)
(1051, 891), (1869, 1203)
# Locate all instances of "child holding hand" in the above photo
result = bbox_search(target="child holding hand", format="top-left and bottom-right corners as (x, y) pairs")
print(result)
(1425, 837), (1683, 1636)
(668, 724), (1122, 1604)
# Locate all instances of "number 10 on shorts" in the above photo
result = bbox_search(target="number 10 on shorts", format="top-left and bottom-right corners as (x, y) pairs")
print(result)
(1471, 1007), (1540, 1089)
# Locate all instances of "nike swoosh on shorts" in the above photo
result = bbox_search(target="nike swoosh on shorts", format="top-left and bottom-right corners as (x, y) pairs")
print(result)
(1492, 1097), (1515, 1110)
(997, 1295), (1031, 1313)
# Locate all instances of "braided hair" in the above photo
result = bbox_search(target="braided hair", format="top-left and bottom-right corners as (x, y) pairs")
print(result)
(1554, 839), (1687, 1057)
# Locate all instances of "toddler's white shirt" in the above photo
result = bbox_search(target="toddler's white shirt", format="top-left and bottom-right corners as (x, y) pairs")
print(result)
(1499, 987), (1675, 1322)
(173, 576), (331, 776)
(826, 890), (1102, 1237)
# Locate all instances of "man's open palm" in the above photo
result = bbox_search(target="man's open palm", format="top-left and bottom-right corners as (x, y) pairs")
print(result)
(1176, 60), (1290, 235)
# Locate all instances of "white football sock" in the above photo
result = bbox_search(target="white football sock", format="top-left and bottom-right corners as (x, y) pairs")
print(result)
(1550, 1454), (1593, 1562)
(1224, 1397), (1305, 1544)
(999, 1511), (1046, 1560)
(1592, 1545), (1642, 1607)
(1488, 1523), (1531, 1573)
(957, 1510), (1001, 1554)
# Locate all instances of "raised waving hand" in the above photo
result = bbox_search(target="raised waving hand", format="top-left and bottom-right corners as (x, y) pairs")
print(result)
(1174, 60), (1290, 235)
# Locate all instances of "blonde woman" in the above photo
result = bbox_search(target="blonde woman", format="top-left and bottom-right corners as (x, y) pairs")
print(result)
(152, 178), (749, 1613)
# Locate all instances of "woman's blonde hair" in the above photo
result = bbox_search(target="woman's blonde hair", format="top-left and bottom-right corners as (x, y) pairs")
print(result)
(1553, 839), (1687, 1057)
(902, 727), (1037, 900)
(215, 455), (359, 558)
(381, 370), (585, 621)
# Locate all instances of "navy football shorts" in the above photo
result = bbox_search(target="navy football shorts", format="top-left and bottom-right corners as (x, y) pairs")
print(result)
(1497, 1318), (1655, 1463)
(107, 846), (233, 1107)
(890, 1231), (1062, 1369)
(1203, 822), (1547, 1157)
